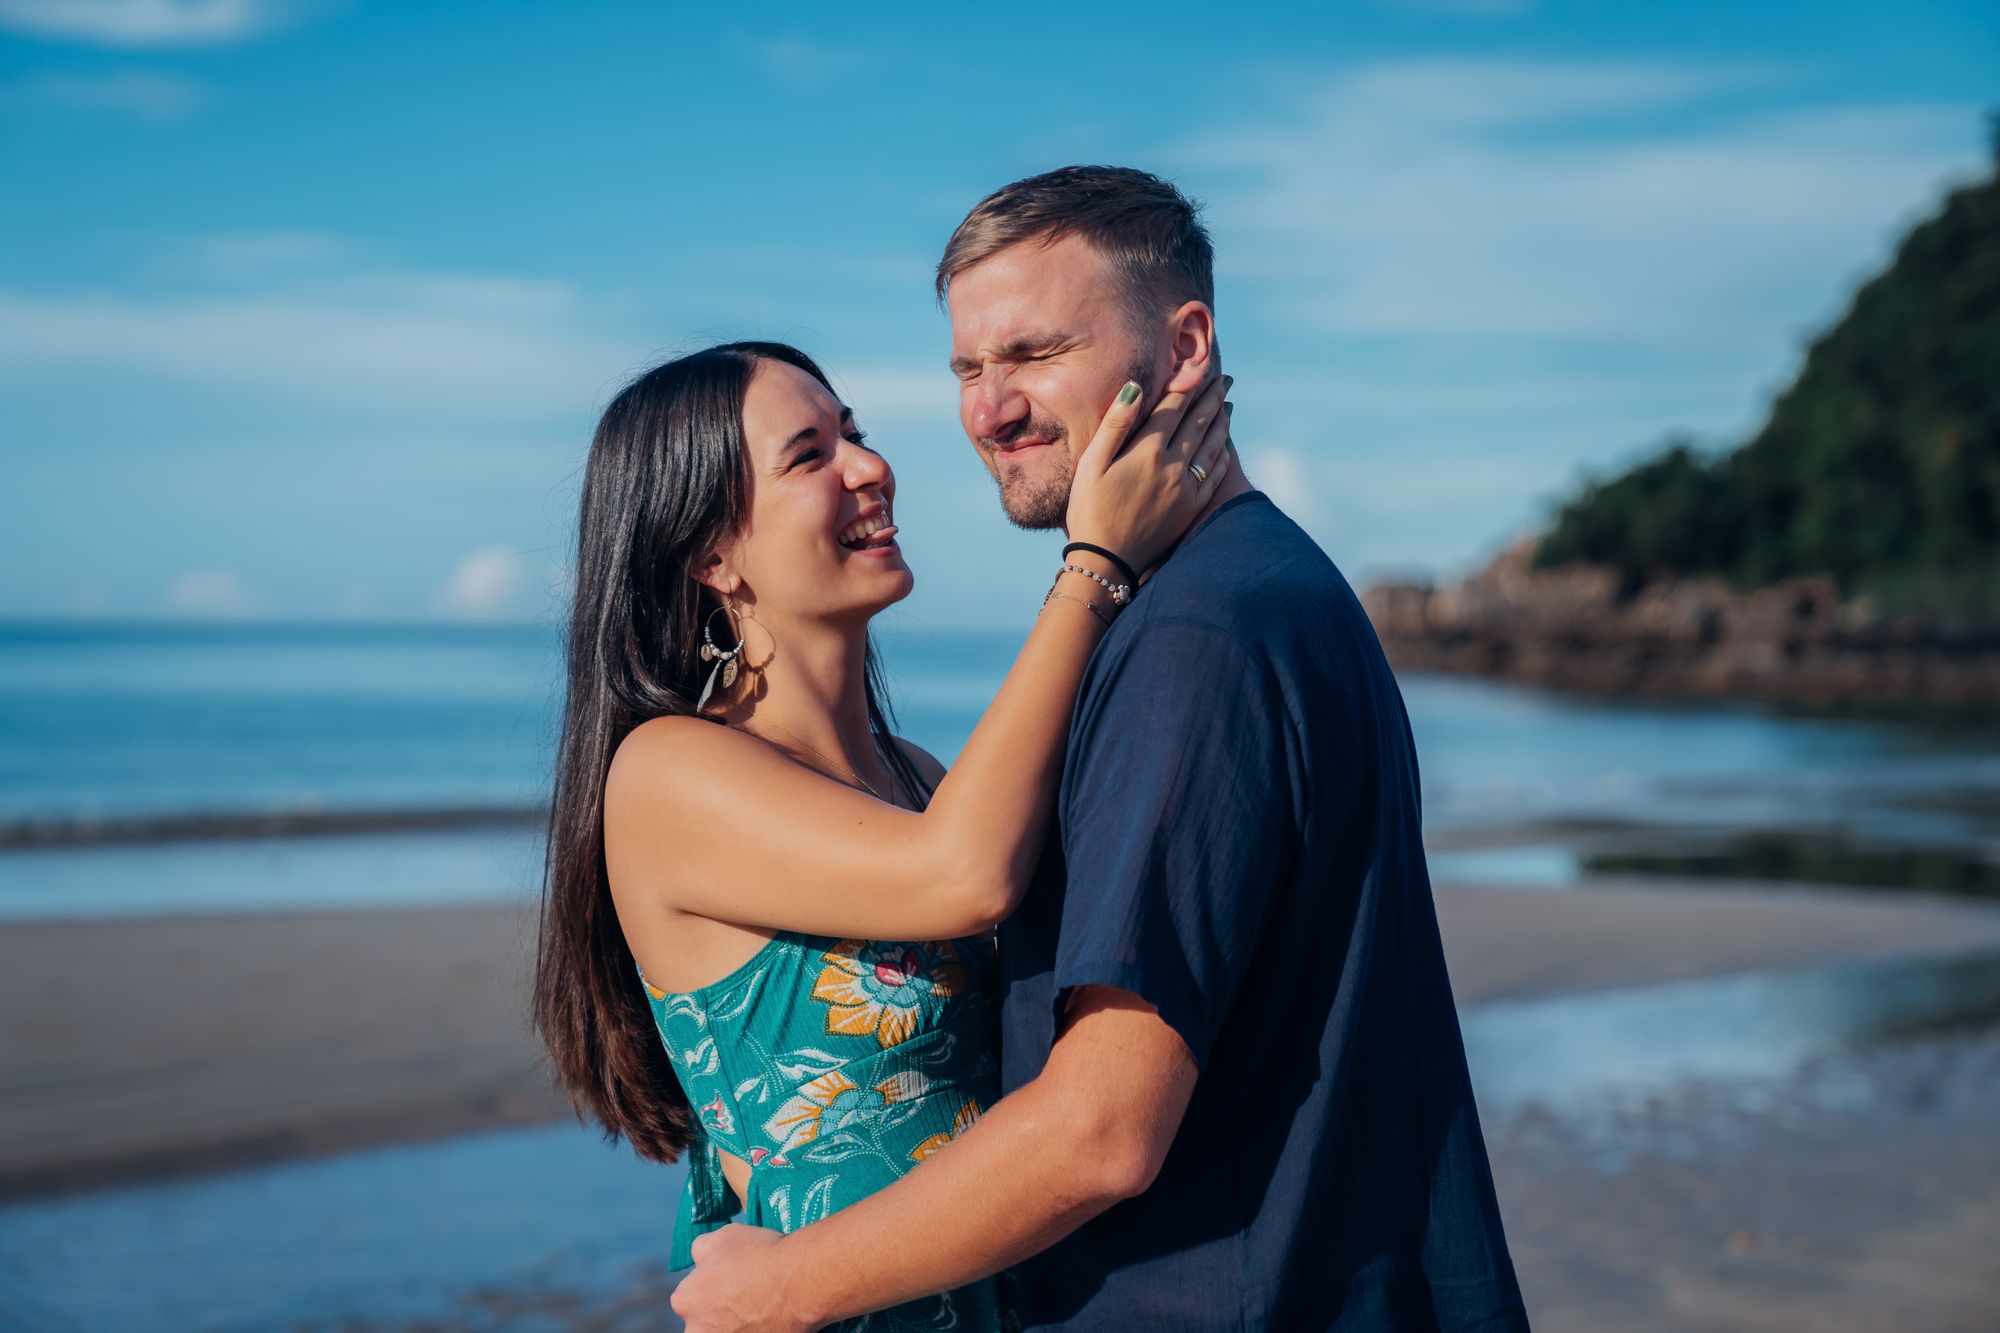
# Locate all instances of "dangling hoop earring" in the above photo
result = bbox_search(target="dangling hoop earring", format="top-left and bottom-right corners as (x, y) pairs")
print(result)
(696, 601), (746, 711)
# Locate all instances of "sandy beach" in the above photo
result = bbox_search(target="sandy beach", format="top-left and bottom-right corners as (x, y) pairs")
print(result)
(6, 879), (2000, 1200)
(7, 879), (2000, 1329)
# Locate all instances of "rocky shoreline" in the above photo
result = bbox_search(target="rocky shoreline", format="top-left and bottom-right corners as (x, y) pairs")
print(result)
(1362, 542), (2000, 709)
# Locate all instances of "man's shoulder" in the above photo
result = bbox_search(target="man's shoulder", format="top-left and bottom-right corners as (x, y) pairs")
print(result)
(1115, 493), (1356, 648)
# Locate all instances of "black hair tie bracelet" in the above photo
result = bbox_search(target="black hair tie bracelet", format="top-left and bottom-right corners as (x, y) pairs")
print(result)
(1062, 542), (1138, 590)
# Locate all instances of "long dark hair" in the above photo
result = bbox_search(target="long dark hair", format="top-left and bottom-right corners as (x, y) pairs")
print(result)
(535, 340), (930, 1164)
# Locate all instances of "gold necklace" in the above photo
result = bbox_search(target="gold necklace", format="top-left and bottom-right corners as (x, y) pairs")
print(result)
(737, 717), (896, 807)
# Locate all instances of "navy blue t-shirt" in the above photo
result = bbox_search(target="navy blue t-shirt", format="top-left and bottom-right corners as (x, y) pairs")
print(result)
(999, 491), (1528, 1331)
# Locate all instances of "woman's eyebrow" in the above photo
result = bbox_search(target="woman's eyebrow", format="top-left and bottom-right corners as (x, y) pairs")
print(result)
(783, 407), (855, 449)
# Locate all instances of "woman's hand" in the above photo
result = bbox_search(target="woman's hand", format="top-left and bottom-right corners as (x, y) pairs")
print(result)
(1064, 373), (1234, 576)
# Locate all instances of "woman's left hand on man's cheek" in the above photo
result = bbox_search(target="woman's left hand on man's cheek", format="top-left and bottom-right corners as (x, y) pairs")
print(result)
(670, 1224), (808, 1333)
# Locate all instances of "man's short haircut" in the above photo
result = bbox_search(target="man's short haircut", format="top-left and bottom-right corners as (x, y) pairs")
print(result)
(934, 165), (1214, 335)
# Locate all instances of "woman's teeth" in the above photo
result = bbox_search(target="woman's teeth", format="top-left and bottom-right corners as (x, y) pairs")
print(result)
(838, 515), (891, 548)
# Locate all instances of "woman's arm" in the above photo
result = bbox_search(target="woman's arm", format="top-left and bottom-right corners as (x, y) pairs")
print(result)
(604, 376), (1233, 942)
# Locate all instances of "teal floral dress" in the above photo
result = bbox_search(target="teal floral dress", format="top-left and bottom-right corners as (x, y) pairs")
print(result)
(640, 930), (1008, 1332)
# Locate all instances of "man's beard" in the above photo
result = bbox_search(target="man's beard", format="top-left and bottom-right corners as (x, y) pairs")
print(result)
(985, 358), (1155, 532)
(990, 418), (1075, 531)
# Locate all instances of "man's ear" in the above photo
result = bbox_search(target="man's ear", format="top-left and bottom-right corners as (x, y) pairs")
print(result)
(1161, 301), (1217, 395)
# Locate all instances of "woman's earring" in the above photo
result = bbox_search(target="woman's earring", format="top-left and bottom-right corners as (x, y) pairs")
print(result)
(697, 602), (746, 711)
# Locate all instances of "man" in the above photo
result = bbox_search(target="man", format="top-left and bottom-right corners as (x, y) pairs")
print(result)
(672, 166), (1529, 1331)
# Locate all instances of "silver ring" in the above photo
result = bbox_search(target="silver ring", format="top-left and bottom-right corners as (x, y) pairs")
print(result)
(1186, 461), (1208, 484)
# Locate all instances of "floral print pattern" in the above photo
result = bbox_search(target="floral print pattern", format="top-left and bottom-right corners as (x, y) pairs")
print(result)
(698, 1093), (735, 1137)
(765, 1069), (933, 1155)
(812, 939), (971, 1048)
(637, 930), (1004, 1332)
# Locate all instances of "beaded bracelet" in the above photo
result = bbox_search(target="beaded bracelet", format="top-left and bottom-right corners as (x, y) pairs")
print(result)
(1062, 541), (1139, 589)
(1061, 562), (1132, 606)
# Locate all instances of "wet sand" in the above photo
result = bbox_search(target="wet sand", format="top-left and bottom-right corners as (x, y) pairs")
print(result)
(1436, 876), (2000, 1004)
(1489, 1014), (2000, 1331)
(0, 902), (566, 1200)
(5, 880), (2000, 1201)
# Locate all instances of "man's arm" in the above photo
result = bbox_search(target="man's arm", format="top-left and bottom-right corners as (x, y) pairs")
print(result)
(669, 986), (1197, 1332)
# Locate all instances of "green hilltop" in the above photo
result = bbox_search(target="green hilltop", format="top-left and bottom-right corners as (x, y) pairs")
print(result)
(1534, 154), (2000, 615)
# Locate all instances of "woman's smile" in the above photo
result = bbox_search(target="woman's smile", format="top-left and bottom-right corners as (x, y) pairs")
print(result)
(837, 509), (897, 550)
(842, 526), (901, 557)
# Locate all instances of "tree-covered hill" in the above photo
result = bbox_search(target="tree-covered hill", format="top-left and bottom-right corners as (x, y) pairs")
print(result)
(1535, 157), (2000, 614)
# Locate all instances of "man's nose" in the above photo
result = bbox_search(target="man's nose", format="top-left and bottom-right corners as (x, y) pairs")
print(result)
(967, 376), (1028, 442)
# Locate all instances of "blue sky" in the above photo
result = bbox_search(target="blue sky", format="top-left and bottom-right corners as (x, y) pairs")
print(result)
(1, 0), (1993, 628)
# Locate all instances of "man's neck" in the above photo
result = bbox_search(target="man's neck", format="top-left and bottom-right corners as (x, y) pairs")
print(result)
(1133, 464), (1254, 580)
(1191, 464), (1254, 532)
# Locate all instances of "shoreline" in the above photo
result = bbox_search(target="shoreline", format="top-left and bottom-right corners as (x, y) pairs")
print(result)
(0, 804), (547, 849)
(6, 881), (2000, 1203)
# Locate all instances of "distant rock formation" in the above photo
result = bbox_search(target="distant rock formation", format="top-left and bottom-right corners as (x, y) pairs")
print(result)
(1367, 149), (2000, 708)
(1363, 540), (2000, 708)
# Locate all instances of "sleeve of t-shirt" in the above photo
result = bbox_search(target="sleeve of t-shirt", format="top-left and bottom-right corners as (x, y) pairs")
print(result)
(1053, 616), (1299, 1071)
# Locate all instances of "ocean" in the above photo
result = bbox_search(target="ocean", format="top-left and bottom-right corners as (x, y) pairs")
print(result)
(3, 619), (1998, 919)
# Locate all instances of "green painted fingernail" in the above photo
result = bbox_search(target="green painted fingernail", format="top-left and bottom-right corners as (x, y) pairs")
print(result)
(1118, 381), (1140, 405)
(1222, 374), (1234, 390)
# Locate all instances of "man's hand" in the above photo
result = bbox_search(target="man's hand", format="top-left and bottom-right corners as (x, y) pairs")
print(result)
(670, 1224), (809, 1333)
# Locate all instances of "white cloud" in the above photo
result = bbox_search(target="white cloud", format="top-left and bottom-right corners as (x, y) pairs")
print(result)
(1156, 56), (1989, 581)
(165, 566), (258, 617)
(1185, 59), (1981, 351)
(0, 261), (638, 418)
(1322, 55), (1775, 130)
(1376, 0), (1536, 15)
(0, 0), (314, 47)
(1243, 445), (1323, 527)
(741, 33), (876, 87)
(825, 364), (951, 421)
(435, 546), (530, 619)
(180, 230), (348, 279)
(9, 70), (204, 118)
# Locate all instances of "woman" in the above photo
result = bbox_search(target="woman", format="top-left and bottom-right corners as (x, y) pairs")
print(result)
(535, 341), (1230, 1330)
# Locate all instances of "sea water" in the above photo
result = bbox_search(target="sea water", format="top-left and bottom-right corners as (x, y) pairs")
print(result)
(3, 619), (1998, 917)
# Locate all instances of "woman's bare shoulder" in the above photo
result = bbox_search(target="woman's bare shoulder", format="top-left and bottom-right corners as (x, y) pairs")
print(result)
(616, 712), (724, 756)
(605, 715), (744, 813)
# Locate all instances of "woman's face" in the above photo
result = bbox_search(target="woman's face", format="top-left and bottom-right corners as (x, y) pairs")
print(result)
(721, 358), (913, 626)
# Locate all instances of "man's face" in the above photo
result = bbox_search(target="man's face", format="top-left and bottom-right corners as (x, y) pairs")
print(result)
(947, 234), (1154, 529)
